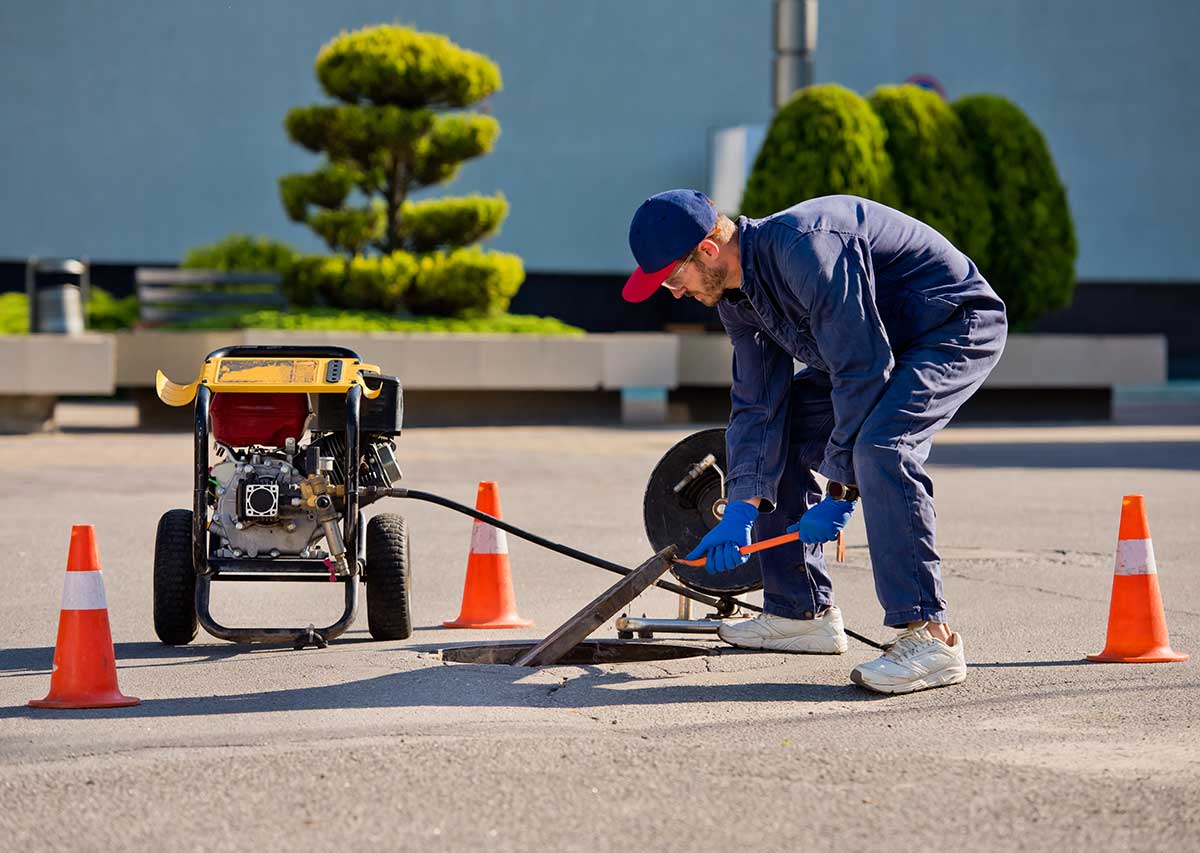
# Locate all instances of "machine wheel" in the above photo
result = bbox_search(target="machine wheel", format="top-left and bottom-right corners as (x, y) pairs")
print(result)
(366, 513), (412, 641)
(153, 509), (198, 645)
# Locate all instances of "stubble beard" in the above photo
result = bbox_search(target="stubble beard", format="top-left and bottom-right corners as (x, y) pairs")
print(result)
(691, 258), (728, 307)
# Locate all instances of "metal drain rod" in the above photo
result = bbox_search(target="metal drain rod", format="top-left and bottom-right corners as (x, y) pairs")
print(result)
(362, 486), (887, 651)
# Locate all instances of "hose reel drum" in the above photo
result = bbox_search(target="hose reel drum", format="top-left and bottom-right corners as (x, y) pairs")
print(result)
(625, 428), (760, 637)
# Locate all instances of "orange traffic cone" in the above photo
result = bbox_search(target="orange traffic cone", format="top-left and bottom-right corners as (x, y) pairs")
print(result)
(1088, 495), (1188, 664)
(29, 526), (140, 708)
(443, 482), (533, 629)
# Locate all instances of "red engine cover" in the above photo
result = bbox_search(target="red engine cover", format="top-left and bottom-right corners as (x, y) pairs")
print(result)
(210, 393), (309, 448)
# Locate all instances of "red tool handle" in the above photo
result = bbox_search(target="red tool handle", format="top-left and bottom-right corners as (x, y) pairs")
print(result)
(674, 531), (845, 567)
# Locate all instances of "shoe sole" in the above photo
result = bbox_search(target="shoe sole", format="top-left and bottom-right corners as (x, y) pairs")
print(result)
(849, 665), (967, 695)
(718, 633), (848, 655)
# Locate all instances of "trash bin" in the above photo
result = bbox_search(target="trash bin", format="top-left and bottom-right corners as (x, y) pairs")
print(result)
(25, 257), (89, 334)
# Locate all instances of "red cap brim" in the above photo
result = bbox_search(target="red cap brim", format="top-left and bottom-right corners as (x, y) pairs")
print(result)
(622, 261), (678, 303)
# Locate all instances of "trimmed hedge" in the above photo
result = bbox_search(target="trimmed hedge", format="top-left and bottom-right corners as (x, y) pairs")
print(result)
(869, 85), (993, 271)
(283, 252), (418, 312)
(315, 24), (501, 108)
(0, 292), (28, 334)
(278, 164), (359, 222)
(742, 84), (896, 216)
(955, 94), (1077, 329)
(306, 206), (386, 256)
(173, 308), (583, 335)
(0, 288), (139, 334)
(285, 104), (437, 163)
(407, 247), (524, 317)
(182, 234), (298, 273)
(399, 194), (508, 252)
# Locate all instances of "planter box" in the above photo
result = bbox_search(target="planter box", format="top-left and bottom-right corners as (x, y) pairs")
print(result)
(111, 329), (1167, 426)
(984, 334), (1167, 387)
(0, 334), (115, 433)
(671, 332), (1169, 421)
(115, 330), (679, 426)
(674, 332), (1167, 387)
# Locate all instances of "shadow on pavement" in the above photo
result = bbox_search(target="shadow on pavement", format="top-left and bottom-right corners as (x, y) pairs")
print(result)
(0, 635), (384, 678)
(928, 441), (1200, 470)
(969, 659), (1095, 668)
(0, 645), (889, 718)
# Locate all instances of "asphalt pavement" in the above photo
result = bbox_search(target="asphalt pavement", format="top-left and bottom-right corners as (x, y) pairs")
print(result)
(1, 402), (1198, 851)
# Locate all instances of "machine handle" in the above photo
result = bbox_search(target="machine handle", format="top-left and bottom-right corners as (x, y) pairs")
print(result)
(673, 530), (845, 566)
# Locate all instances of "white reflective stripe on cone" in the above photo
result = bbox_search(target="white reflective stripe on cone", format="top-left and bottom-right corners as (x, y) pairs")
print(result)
(60, 571), (108, 610)
(470, 520), (509, 555)
(1115, 538), (1157, 575)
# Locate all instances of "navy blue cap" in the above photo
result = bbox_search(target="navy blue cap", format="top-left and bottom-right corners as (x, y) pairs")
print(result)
(623, 190), (717, 302)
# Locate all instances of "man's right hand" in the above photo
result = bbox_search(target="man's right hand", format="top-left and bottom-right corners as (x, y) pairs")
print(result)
(684, 500), (759, 574)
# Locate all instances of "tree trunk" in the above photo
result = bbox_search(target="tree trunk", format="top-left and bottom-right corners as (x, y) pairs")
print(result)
(383, 154), (408, 255)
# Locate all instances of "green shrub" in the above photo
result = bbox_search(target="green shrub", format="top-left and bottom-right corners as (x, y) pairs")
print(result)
(306, 206), (386, 255)
(278, 164), (359, 221)
(173, 307), (582, 335)
(399, 194), (507, 252)
(315, 24), (501, 109)
(0, 292), (27, 334)
(954, 94), (1077, 329)
(869, 85), (993, 271)
(283, 252), (417, 312)
(86, 287), (139, 330)
(0, 288), (139, 334)
(182, 234), (298, 273)
(280, 254), (331, 307)
(742, 84), (897, 217)
(407, 247), (524, 317)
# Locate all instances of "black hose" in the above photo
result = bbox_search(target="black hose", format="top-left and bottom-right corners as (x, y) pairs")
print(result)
(365, 486), (886, 651)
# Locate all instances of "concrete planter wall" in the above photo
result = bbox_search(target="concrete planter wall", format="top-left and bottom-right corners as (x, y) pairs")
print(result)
(676, 333), (1168, 388)
(671, 332), (1169, 421)
(115, 330), (679, 426)
(0, 334), (115, 433)
(109, 329), (1169, 428)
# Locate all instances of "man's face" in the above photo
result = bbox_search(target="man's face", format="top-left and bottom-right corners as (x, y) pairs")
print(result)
(663, 248), (729, 307)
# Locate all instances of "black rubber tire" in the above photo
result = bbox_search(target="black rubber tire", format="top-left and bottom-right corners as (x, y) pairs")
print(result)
(153, 509), (198, 645)
(366, 513), (412, 641)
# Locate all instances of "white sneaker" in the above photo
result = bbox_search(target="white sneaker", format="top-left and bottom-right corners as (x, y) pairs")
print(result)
(717, 607), (848, 654)
(850, 624), (967, 694)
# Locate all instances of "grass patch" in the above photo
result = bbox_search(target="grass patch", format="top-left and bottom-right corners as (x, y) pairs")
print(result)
(0, 289), (140, 334)
(174, 308), (584, 334)
(0, 291), (583, 336)
(0, 293), (27, 334)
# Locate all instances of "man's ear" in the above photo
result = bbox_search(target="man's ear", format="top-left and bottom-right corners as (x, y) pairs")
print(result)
(697, 238), (720, 260)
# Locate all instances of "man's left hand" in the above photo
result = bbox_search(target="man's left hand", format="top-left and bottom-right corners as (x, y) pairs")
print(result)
(788, 497), (856, 544)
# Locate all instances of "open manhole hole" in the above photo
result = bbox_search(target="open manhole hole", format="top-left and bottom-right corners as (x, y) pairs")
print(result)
(439, 639), (714, 666)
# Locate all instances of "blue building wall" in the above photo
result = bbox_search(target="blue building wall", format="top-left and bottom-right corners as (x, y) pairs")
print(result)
(0, 1), (1196, 281)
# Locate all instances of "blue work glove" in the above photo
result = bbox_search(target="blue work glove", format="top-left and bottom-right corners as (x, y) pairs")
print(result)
(685, 500), (759, 574)
(788, 497), (855, 544)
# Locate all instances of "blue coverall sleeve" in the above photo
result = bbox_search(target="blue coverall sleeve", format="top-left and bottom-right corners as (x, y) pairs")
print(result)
(779, 229), (895, 485)
(720, 306), (793, 513)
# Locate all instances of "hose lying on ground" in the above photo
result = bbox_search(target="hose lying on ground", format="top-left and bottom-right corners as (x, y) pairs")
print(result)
(362, 486), (886, 651)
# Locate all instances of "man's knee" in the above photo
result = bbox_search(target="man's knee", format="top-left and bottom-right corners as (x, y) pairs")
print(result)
(851, 435), (902, 481)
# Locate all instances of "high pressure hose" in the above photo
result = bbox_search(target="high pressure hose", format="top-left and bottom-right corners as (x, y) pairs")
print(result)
(362, 486), (886, 651)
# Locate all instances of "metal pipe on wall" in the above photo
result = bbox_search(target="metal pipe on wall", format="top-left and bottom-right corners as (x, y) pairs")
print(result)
(773, 0), (818, 108)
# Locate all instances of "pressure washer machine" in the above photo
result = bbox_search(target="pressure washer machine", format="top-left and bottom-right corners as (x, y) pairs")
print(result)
(152, 345), (410, 648)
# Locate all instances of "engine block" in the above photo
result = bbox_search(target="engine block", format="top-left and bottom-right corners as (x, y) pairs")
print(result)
(208, 453), (327, 559)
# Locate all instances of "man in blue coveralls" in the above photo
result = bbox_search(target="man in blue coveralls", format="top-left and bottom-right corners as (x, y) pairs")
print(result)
(623, 191), (1007, 694)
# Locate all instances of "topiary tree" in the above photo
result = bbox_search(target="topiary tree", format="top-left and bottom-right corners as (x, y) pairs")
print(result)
(954, 94), (1077, 329)
(278, 24), (522, 315)
(741, 84), (897, 217)
(868, 84), (993, 273)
